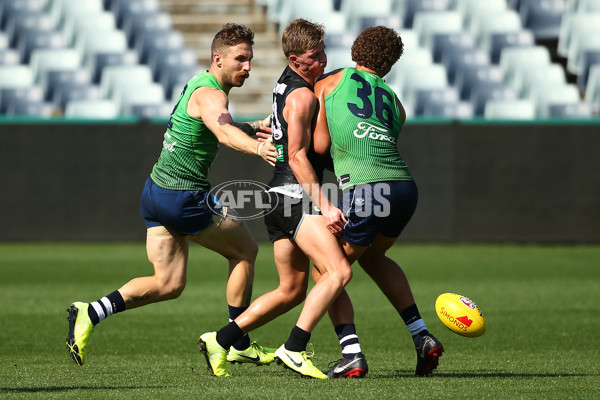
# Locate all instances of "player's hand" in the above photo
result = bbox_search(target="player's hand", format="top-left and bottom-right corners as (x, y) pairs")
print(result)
(255, 131), (272, 141)
(321, 204), (346, 236)
(252, 115), (272, 135)
(257, 138), (277, 166)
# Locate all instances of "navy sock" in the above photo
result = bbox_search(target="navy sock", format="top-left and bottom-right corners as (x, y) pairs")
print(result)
(228, 305), (250, 350)
(216, 321), (244, 350)
(400, 304), (429, 347)
(335, 323), (362, 358)
(87, 290), (126, 326)
(285, 326), (311, 352)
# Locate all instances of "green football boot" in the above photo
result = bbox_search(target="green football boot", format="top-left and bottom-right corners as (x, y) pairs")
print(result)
(227, 341), (276, 365)
(66, 302), (94, 366)
(198, 332), (230, 377)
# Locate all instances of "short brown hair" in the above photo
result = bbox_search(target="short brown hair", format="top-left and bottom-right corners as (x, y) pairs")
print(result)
(281, 19), (325, 58)
(211, 23), (255, 55)
(351, 26), (404, 76)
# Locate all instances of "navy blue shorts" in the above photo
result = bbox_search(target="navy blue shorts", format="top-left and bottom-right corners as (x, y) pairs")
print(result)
(140, 177), (223, 236)
(340, 180), (418, 247)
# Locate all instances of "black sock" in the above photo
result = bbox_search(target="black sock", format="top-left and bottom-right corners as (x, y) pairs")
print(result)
(284, 326), (311, 352)
(216, 321), (244, 350)
(228, 305), (250, 350)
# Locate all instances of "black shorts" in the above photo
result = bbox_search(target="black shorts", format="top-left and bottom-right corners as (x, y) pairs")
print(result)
(263, 191), (320, 242)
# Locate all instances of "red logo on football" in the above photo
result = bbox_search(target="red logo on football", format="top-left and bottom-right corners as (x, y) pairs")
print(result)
(456, 315), (473, 327)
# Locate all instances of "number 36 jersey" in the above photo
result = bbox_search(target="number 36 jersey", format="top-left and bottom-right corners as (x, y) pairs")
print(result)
(323, 68), (413, 190)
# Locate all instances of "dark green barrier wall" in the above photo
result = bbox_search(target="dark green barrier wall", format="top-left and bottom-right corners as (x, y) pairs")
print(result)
(2, 119), (599, 242)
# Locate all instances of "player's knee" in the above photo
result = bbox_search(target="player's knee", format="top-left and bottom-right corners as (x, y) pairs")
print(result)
(245, 239), (259, 260)
(231, 238), (258, 264)
(332, 264), (353, 288)
(279, 283), (307, 308)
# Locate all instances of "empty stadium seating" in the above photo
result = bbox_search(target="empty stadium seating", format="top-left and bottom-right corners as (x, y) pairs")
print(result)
(0, 0), (597, 119)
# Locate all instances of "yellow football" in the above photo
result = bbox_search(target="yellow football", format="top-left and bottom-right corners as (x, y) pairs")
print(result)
(435, 293), (486, 338)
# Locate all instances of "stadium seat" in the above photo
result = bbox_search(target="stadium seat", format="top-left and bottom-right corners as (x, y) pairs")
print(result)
(148, 48), (198, 81)
(0, 65), (34, 89)
(469, 81), (518, 115)
(566, 28), (600, 75)
(5, 11), (56, 48)
(122, 11), (173, 48)
(110, 0), (160, 28)
(322, 32), (354, 72)
(339, 0), (396, 33)
(30, 48), (81, 86)
(584, 64), (600, 114)
(275, 1), (339, 34)
(129, 102), (172, 120)
(486, 30), (536, 65)
(357, 15), (403, 34)
(453, 0), (507, 29)
(17, 30), (67, 64)
(413, 11), (463, 49)
(159, 64), (200, 99)
(0, 86), (44, 114)
(442, 46), (489, 85)
(413, 87), (459, 115)
(577, 50), (600, 91)
(499, 46), (551, 89)
(88, 50), (139, 84)
(557, 13), (600, 58)
(62, 11), (117, 47)
(455, 64), (503, 101)
(402, 0), (451, 28)
(65, 99), (119, 119)
(44, 68), (93, 102)
(397, 29), (421, 57)
(0, 32), (7, 49)
(422, 100), (474, 118)
(470, 10), (522, 48)
(547, 102), (592, 118)
(78, 29), (128, 68)
(99, 65), (154, 99)
(114, 82), (165, 115)
(517, 64), (566, 99)
(386, 47), (433, 93)
(567, 0), (600, 13)
(6, 99), (54, 117)
(532, 83), (581, 117)
(401, 64), (449, 107)
(0, 0), (50, 31)
(51, 0), (104, 28)
(431, 31), (475, 63)
(0, 49), (20, 65)
(483, 99), (536, 119)
(135, 30), (185, 65)
(517, 0), (567, 39)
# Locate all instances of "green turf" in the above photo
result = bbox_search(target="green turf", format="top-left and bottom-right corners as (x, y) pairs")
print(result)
(0, 243), (598, 399)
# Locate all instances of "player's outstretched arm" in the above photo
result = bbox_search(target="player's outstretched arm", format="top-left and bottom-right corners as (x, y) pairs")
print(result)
(189, 86), (277, 165)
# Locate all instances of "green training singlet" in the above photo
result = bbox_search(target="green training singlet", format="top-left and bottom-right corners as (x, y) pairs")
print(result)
(324, 68), (413, 190)
(150, 71), (222, 191)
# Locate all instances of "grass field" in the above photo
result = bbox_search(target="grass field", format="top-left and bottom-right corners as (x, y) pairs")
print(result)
(0, 243), (598, 399)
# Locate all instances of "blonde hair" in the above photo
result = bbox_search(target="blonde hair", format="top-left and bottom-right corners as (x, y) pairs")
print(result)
(281, 19), (325, 58)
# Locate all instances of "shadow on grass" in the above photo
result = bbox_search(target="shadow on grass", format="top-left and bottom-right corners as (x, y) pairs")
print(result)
(379, 370), (599, 379)
(0, 386), (172, 394)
